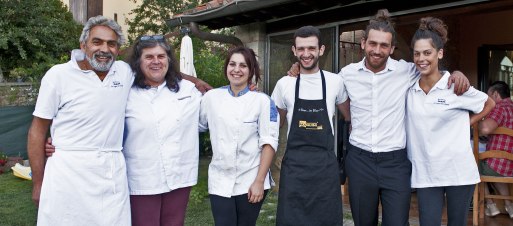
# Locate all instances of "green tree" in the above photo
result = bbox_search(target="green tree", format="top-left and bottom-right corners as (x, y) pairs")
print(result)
(125, 0), (232, 89)
(125, 0), (204, 44)
(0, 0), (82, 82)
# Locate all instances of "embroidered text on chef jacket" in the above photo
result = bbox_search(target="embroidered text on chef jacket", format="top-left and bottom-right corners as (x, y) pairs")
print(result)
(124, 79), (201, 195)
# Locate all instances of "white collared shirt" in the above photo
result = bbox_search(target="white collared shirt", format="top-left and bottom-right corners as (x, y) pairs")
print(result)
(340, 58), (418, 152)
(199, 86), (279, 197)
(33, 49), (133, 151)
(271, 70), (347, 135)
(123, 80), (201, 195)
(406, 72), (487, 187)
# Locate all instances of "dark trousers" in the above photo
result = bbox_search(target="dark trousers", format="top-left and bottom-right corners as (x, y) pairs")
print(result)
(130, 186), (192, 226)
(346, 144), (412, 226)
(209, 190), (268, 226)
(417, 185), (475, 226)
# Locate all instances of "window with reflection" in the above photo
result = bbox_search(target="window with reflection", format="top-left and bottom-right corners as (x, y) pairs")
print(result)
(339, 30), (364, 70)
(479, 45), (513, 95)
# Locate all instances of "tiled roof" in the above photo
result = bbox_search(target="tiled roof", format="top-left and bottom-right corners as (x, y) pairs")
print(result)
(176, 0), (229, 17)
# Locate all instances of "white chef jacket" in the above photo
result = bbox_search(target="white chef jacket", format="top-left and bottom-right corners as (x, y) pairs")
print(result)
(406, 72), (487, 188)
(34, 49), (132, 226)
(271, 70), (347, 135)
(199, 86), (279, 197)
(340, 57), (418, 152)
(123, 79), (201, 195)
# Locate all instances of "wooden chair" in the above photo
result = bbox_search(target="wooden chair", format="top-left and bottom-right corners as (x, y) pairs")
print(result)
(472, 125), (513, 225)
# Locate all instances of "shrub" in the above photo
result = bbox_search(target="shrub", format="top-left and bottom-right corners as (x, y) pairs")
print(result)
(0, 0), (82, 82)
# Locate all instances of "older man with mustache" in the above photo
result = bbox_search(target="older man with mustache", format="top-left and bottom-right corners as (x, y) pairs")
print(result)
(28, 16), (134, 226)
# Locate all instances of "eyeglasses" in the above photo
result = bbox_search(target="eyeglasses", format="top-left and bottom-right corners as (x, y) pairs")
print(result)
(140, 35), (165, 41)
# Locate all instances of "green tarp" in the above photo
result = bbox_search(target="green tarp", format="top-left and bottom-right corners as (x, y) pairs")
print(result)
(0, 106), (34, 158)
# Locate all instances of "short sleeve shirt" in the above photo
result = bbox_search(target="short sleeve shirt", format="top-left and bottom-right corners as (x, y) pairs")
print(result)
(33, 49), (133, 151)
(271, 70), (347, 135)
(406, 72), (488, 187)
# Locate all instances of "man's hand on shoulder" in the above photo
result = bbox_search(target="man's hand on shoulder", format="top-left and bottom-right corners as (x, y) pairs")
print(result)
(448, 70), (470, 95)
(287, 62), (300, 77)
(181, 73), (213, 94)
(249, 83), (259, 92)
(194, 78), (213, 94)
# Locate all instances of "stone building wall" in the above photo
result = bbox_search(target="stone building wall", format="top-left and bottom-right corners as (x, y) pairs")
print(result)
(0, 83), (38, 107)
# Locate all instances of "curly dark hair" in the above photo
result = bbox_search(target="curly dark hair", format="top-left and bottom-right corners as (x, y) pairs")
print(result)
(411, 17), (448, 50)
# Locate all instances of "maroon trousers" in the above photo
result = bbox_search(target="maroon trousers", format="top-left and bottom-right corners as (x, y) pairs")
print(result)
(130, 186), (192, 226)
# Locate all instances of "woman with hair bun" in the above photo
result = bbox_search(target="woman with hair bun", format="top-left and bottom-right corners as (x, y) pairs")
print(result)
(405, 17), (495, 225)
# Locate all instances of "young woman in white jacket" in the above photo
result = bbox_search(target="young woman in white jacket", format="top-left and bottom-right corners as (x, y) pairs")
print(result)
(199, 46), (279, 226)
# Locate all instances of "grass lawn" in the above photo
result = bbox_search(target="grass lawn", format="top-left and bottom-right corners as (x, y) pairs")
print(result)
(0, 157), (278, 226)
(184, 157), (278, 225)
(0, 171), (37, 226)
(0, 157), (354, 226)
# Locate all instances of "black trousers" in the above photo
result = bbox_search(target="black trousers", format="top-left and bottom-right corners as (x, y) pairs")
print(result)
(209, 190), (268, 226)
(417, 185), (475, 226)
(346, 143), (412, 226)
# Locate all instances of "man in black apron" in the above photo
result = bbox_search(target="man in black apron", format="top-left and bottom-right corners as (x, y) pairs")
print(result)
(272, 26), (347, 226)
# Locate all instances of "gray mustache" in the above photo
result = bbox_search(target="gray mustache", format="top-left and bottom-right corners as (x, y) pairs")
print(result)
(94, 52), (113, 59)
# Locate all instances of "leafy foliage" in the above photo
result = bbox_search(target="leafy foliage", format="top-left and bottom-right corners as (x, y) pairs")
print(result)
(188, 40), (229, 89)
(125, 0), (231, 91)
(125, 0), (205, 44)
(0, 0), (82, 82)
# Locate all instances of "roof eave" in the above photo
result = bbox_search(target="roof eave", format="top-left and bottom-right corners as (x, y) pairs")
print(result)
(166, 0), (298, 28)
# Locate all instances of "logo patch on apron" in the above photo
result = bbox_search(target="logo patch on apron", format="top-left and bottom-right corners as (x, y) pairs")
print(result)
(298, 120), (323, 130)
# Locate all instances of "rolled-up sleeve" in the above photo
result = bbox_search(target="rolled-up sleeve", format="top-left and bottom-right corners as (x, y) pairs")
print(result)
(336, 76), (347, 105)
(257, 96), (280, 151)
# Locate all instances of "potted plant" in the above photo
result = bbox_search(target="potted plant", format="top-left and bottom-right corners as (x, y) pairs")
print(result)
(0, 152), (7, 166)
(0, 151), (7, 174)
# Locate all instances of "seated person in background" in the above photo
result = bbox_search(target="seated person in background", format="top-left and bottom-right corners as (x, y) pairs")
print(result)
(479, 81), (513, 218)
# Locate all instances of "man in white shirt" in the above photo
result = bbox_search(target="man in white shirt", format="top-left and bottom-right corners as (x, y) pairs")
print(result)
(27, 16), (133, 226)
(340, 9), (469, 226)
(36, 16), (214, 226)
(272, 25), (348, 226)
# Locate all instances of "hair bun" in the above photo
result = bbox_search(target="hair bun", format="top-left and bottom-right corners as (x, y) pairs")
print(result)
(419, 17), (448, 44)
(370, 9), (393, 24)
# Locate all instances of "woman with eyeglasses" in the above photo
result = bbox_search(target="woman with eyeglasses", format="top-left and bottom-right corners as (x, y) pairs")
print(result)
(199, 46), (279, 226)
(123, 35), (202, 226)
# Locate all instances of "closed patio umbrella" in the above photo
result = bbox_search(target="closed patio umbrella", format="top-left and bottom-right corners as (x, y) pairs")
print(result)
(179, 34), (197, 77)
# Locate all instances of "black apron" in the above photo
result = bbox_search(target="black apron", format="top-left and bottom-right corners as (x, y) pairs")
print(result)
(276, 71), (343, 226)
